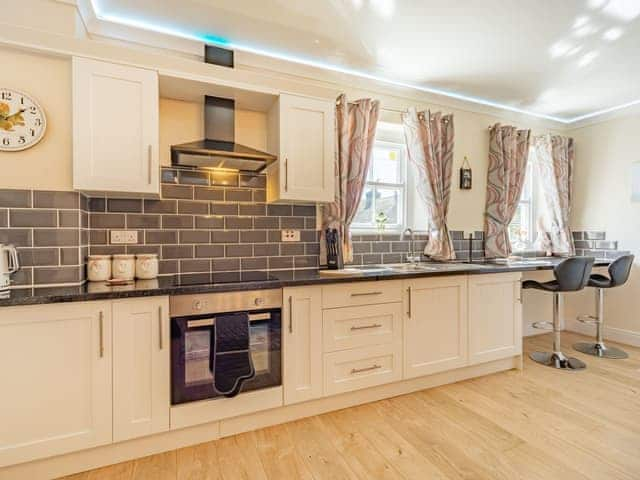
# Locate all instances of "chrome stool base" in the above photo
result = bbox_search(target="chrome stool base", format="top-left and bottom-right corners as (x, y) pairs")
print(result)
(573, 342), (628, 359)
(530, 351), (587, 370)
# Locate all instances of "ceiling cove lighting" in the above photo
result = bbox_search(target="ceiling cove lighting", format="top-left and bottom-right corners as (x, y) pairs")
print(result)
(89, 0), (639, 125)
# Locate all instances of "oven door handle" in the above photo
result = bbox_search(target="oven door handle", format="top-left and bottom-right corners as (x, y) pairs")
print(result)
(186, 313), (270, 329)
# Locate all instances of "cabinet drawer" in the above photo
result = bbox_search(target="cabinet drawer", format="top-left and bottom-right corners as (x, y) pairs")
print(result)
(323, 344), (402, 396)
(322, 280), (402, 309)
(322, 303), (402, 352)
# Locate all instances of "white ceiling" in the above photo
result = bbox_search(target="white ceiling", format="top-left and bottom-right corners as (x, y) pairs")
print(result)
(94, 0), (640, 122)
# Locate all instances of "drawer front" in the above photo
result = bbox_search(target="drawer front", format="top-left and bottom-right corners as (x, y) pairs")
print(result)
(322, 280), (402, 309)
(324, 344), (402, 396)
(323, 303), (402, 352)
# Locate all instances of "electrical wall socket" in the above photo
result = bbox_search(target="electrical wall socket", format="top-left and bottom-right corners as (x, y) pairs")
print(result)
(281, 229), (301, 242)
(110, 230), (138, 244)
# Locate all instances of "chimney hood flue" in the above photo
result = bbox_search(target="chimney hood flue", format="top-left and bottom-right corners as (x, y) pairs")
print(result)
(170, 46), (276, 172)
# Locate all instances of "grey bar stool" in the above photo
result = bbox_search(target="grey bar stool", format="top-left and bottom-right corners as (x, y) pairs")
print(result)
(523, 256), (595, 370)
(573, 254), (634, 359)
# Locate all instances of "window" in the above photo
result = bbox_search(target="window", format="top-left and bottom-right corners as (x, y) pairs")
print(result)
(352, 123), (428, 233)
(352, 141), (405, 231)
(509, 148), (540, 251)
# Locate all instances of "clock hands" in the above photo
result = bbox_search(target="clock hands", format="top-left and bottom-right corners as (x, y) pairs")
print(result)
(0, 102), (26, 132)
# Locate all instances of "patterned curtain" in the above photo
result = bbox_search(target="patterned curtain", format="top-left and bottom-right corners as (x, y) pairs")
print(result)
(534, 134), (576, 255)
(483, 124), (531, 258)
(402, 109), (456, 261)
(321, 94), (380, 263)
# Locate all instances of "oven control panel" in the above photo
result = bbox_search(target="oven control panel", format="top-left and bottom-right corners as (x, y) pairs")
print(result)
(170, 289), (282, 316)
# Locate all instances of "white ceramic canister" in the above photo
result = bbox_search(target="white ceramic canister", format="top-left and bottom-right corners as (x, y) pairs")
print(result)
(112, 254), (136, 281)
(87, 254), (112, 282)
(135, 254), (159, 280)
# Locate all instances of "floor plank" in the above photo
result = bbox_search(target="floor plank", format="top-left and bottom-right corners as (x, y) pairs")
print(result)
(60, 333), (640, 480)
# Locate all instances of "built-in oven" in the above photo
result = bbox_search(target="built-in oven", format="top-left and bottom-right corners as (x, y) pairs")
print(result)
(170, 289), (281, 405)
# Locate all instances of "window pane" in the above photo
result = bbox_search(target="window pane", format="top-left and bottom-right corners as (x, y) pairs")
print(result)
(353, 186), (374, 225)
(520, 162), (533, 201)
(375, 188), (401, 225)
(370, 145), (402, 184)
(509, 202), (531, 250)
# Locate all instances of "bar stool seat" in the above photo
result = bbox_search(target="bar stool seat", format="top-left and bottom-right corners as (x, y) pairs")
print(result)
(524, 256), (595, 370)
(573, 254), (634, 359)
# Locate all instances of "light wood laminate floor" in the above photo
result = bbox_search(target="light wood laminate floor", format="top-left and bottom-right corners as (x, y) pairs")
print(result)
(63, 332), (640, 480)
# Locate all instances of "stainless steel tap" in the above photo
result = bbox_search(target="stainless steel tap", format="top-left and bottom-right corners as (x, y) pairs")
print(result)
(402, 228), (421, 264)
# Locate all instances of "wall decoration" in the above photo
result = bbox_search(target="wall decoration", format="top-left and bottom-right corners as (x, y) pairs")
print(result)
(0, 88), (47, 151)
(459, 155), (472, 189)
(632, 162), (640, 202)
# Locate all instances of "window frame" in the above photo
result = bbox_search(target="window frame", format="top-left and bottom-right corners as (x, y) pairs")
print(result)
(509, 148), (539, 252)
(351, 139), (408, 233)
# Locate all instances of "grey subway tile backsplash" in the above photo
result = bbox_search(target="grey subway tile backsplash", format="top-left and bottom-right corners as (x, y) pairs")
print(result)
(225, 189), (252, 202)
(210, 171), (239, 187)
(34, 229), (78, 247)
(33, 191), (79, 209)
(144, 199), (177, 214)
(107, 198), (142, 213)
(0, 209), (7, 227)
(179, 170), (209, 185)
(162, 184), (194, 200)
(178, 200), (209, 215)
(10, 209), (57, 227)
(193, 187), (224, 201)
(211, 203), (238, 216)
(0, 189), (31, 208)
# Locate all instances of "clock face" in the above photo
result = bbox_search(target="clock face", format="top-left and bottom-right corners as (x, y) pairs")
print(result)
(0, 88), (47, 152)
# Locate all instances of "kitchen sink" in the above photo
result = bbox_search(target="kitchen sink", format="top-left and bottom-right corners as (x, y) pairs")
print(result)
(487, 258), (554, 267)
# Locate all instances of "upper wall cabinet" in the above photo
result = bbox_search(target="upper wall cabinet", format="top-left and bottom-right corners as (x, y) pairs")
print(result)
(73, 57), (159, 195)
(267, 93), (335, 203)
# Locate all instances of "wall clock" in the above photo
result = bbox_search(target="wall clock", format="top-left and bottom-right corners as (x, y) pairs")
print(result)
(0, 88), (47, 151)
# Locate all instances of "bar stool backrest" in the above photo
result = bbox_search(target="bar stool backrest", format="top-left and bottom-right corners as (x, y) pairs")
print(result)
(553, 256), (595, 292)
(607, 254), (635, 287)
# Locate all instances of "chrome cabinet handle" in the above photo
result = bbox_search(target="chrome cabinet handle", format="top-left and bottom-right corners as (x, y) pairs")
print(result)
(158, 305), (163, 350)
(407, 287), (412, 318)
(288, 295), (293, 334)
(284, 158), (288, 192)
(350, 323), (382, 331)
(147, 145), (152, 184)
(350, 291), (382, 297)
(98, 311), (104, 358)
(350, 364), (381, 375)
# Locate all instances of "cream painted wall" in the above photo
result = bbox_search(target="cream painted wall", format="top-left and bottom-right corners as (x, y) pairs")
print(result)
(564, 114), (640, 337)
(0, 49), (72, 191)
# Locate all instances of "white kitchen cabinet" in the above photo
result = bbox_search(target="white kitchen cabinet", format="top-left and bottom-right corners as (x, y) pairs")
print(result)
(0, 302), (112, 467)
(468, 273), (523, 365)
(267, 93), (334, 203)
(73, 57), (159, 194)
(282, 286), (323, 404)
(403, 276), (468, 378)
(112, 297), (170, 442)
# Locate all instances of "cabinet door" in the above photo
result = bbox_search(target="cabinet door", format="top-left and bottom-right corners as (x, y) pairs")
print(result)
(0, 302), (112, 467)
(73, 57), (159, 194)
(404, 276), (468, 378)
(113, 297), (170, 442)
(468, 273), (522, 365)
(273, 94), (334, 202)
(282, 286), (323, 404)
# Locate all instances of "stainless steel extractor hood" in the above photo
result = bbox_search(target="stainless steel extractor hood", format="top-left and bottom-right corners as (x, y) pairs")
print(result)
(171, 47), (276, 172)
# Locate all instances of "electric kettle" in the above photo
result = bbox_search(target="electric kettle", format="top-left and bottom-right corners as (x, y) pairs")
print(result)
(0, 244), (19, 292)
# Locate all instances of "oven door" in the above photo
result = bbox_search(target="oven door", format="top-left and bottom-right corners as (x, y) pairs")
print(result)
(171, 308), (281, 405)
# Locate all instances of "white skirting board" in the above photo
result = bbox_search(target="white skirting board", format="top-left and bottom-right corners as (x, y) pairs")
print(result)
(0, 356), (520, 480)
(565, 319), (640, 348)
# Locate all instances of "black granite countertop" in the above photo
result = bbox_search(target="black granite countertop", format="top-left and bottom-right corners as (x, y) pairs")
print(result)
(0, 258), (611, 307)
